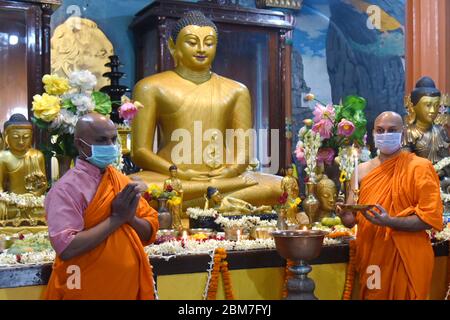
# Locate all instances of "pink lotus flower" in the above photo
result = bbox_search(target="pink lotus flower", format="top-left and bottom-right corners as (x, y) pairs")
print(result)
(312, 119), (333, 139)
(295, 146), (306, 165)
(313, 103), (335, 123)
(118, 102), (139, 121)
(337, 119), (355, 137)
(317, 148), (335, 165)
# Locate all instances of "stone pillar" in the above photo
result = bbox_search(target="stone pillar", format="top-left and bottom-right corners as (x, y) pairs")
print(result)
(406, 0), (450, 94)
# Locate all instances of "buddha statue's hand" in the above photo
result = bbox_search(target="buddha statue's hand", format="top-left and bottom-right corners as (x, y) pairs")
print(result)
(208, 166), (240, 179)
(178, 169), (211, 181)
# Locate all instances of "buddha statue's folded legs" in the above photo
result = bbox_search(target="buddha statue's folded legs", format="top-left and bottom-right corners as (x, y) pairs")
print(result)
(132, 170), (282, 209)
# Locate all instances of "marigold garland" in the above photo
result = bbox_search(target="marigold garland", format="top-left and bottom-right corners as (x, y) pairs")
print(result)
(342, 239), (356, 300)
(282, 259), (295, 299)
(206, 248), (234, 300)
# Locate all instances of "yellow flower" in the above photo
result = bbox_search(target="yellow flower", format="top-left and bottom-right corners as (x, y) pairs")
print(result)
(339, 171), (347, 183)
(42, 74), (69, 95)
(289, 197), (301, 208)
(32, 93), (61, 122)
(168, 196), (182, 206)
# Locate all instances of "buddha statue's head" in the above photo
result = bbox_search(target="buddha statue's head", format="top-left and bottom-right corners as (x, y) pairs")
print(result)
(316, 176), (337, 213)
(169, 164), (178, 178)
(206, 186), (223, 205)
(3, 114), (33, 156)
(169, 11), (218, 72)
(409, 76), (441, 130)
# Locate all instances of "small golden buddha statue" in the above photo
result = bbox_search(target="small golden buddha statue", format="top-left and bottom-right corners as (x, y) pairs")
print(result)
(0, 114), (47, 229)
(315, 176), (338, 222)
(131, 11), (281, 209)
(204, 186), (272, 215)
(280, 166), (305, 225)
(403, 77), (450, 176)
(163, 165), (183, 231)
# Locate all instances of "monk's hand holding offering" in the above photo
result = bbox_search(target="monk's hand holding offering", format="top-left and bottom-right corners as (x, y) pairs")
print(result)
(361, 204), (392, 227)
(335, 201), (356, 228)
(111, 183), (141, 223)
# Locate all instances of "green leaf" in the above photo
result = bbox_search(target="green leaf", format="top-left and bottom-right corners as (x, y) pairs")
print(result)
(62, 99), (77, 113)
(31, 117), (50, 129)
(92, 91), (112, 115)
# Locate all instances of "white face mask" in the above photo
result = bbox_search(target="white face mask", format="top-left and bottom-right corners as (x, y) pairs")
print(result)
(374, 133), (402, 155)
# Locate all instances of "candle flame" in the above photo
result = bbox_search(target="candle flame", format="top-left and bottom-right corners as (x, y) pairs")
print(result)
(302, 226), (308, 231)
(236, 229), (241, 241)
(182, 230), (188, 240)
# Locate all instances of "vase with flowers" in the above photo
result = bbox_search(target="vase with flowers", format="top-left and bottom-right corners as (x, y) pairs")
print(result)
(31, 71), (116, 178)
(296, 95), (369, 198)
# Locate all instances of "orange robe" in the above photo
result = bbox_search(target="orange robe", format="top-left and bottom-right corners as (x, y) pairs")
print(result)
(355, 151), (443, 300)
(44, 166), (159, 300)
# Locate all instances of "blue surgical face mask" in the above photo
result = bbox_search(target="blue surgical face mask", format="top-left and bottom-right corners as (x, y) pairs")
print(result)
(374, 133), (402, 155)
(79, 139), (118, 169)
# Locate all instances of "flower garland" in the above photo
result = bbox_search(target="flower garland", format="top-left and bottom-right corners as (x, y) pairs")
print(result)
(0, 192), (45, 209)
(281, 259), (295, 299)
(205, 248), (234, 300)
(342, 239), (356, 300)
(434, 157), (450, 172)
(186, 207), (219, 220)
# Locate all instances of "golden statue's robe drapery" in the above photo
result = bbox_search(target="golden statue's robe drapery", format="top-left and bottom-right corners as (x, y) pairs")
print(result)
(355, 152), (443, 300)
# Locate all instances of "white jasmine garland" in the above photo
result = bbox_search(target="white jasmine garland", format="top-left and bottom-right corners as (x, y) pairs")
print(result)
(0, 192), (45, 209)
(434, 157), (450, 172)
(187, 208), (218, 220)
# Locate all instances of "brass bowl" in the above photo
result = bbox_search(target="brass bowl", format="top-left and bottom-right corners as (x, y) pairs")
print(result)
(188, 228), (214, 237)
(251, 226), (276, 240)
(271, 230), (328, 262)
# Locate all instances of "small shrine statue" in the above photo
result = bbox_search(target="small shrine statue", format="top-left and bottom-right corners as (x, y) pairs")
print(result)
(204, 186), (272, 215)
(403, 76), (450, 178)
(316, 176), (338, 222)
(0, 114), (47, 228)
(131, 10), (281, 209)
(280, 166), (308, 225)
(163, 165), (183, 231)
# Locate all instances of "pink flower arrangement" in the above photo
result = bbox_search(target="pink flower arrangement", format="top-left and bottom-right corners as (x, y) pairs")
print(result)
(118, 102), (139, 121)
(313, 103), (335, 123)
(337, 119), (355, 137)
(118, 96), (143, 121)
(317, 148), (335, 165)
(295, 145), (306, 165)
(312, 119), (333, 139)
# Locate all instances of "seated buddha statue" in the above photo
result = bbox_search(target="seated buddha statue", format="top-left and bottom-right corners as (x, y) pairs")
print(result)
(131, 11), (281, 209)
(203, 186), (273, 215)
(0, 114), (47, 229)
(403, 77), (450, 179)
(315, 176), (338, 223)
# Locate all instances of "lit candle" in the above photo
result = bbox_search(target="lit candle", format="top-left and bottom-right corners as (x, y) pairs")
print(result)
(302, 226), (308, 231)
(236, 229), (241, 242)
(182, 230), (188, 242)
(51, 156), (59, 182)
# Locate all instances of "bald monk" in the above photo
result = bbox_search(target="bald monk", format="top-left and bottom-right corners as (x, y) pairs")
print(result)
(44, 113), (159, 300)
(337, 111), (443, 300)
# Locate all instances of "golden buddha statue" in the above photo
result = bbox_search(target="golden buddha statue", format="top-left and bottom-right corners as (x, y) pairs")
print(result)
(163, 165), (183, 231)
(315, 176), (338, 222)
(131, 11), (281, 209)
(280, 166), (304, 225)
(0, 114), (47, 231)
(204, 186), (273, 215)
(403, 77), (450, 176)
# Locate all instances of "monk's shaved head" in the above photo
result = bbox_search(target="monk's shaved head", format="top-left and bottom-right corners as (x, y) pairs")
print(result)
(74, 113), (117, 158)
(373, 111), (404, 135)
(374, 111), (403, 127)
